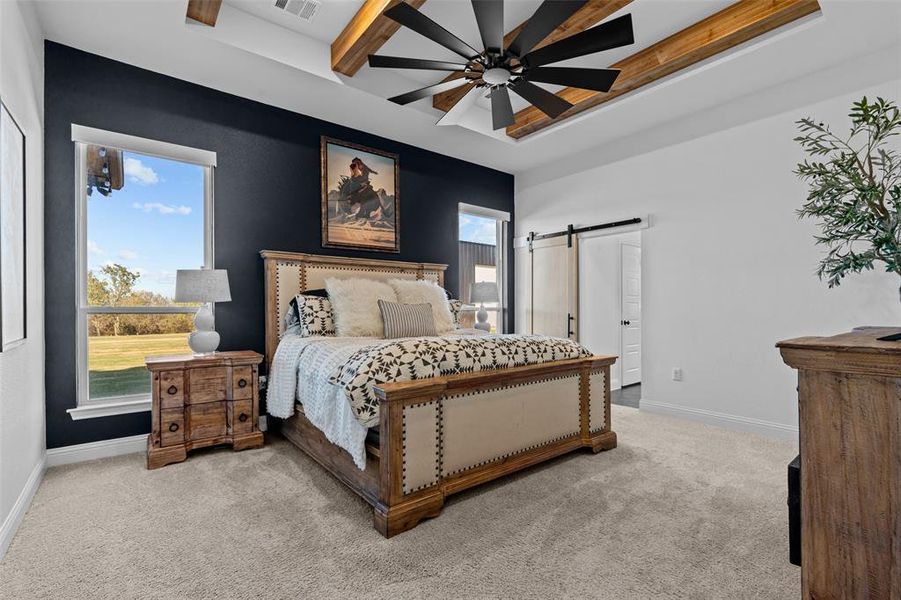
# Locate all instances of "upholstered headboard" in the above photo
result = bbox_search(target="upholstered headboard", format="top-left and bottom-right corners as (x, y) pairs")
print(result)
(260, 251), (447, 370)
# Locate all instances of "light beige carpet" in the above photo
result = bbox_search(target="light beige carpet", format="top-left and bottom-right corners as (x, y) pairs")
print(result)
(1, 406), (799, 599)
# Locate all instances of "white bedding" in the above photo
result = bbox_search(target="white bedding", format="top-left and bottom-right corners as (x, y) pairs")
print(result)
(268, 330), (490, 469)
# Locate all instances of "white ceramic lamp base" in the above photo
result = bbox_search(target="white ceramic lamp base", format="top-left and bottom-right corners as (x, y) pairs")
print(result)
(189, 303), (220, 354)
(474, 305), (490, 332)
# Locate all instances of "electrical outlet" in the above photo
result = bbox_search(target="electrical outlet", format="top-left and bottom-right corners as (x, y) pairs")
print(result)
(259, 375), (268, 390)
(258, 415), (268, 432)
(672, 368), (683, 382)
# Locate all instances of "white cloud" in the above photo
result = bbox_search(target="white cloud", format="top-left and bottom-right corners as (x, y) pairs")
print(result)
(132, 202), (192, 215)
(87, 239), (104, 255)
(118, 249), (139, 260)
(124, 158), (160, 185)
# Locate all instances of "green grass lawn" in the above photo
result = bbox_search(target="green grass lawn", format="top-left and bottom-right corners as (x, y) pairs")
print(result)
(89, 333), (190, 399)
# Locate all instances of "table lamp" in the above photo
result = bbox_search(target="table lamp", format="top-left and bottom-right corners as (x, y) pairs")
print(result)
(175, 269), (231, 354)
(470, 281), (498, 332)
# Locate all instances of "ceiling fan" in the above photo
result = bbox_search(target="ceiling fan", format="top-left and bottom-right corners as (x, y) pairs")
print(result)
(367, 1), (635, 130)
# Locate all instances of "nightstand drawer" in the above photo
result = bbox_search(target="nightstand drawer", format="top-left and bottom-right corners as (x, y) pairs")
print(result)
(187, 402), (227, 440)
(159, 371), (184, 408)
(160, 408), (185, 446)
(188, 367), (227, 404)
(231, 400), (254, 435)
(233, 367), (253, 400)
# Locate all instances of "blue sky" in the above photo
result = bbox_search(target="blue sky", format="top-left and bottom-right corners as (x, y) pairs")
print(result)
(87, 151), (204, 299)
(459, 213), (496, 245)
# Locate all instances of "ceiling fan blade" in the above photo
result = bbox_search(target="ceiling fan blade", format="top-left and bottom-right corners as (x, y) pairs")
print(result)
(523, 66), (621, 92)
(437, 86), (482, 126)
(388, 78), (473, 105)
(368, 55), (469, 71)
(521, 13), (634, 69)
(509, 80), (573, 119)
(489, 86), (515, 130)
(507, 0), (588, 58)
(471, 0), (504, 54)
(384, 2), (480, 60)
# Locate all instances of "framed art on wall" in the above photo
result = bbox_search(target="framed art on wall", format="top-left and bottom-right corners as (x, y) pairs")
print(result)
(321, 136), (399, 253)
(0, 100), (27, 350)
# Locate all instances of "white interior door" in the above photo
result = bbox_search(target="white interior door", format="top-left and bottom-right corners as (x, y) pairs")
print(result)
(522, 236), (578, 339)
(620, 244), (641, 386)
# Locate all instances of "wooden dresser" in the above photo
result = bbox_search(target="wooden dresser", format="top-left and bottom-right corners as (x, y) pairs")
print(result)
(145, 351), (264, 469)
(778, 327), (901, 599)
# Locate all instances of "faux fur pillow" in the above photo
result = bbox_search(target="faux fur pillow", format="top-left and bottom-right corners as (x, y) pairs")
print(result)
(325, 278), (398, 337)
(388, 279), (455, 333)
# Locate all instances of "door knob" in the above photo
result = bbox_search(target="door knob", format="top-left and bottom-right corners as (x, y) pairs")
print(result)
(622, 320), (631, 326)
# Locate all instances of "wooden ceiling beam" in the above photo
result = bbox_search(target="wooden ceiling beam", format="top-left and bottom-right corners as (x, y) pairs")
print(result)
(506, 0), (821, 139)
(186, 0), (223, 27)
(433, 0), (634, 113)
(332, 0), (428, 77)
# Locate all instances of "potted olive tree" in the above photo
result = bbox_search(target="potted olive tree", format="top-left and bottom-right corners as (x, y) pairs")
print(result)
(795, 97), (901, 319)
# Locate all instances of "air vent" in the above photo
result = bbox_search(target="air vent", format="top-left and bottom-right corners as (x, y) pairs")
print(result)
(274, 0), (321, 22)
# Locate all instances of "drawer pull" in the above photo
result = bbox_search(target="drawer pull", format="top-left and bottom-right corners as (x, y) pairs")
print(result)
(238, 413), (249, 423)
(167, 385), (178, 395)
(168, 422), (180, 432)
(237, 379), (248, 389)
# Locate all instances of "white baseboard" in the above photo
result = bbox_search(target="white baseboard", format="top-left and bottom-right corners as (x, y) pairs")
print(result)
(0, 456), (46, 559)
(640, 399), (798, 440)
(46, 434), (146, 467)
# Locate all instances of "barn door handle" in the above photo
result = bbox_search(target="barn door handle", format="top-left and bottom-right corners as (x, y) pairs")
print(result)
(566, 313), (575, 338)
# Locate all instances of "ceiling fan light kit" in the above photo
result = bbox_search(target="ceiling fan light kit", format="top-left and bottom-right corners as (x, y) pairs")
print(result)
(367, 0), (635, 131)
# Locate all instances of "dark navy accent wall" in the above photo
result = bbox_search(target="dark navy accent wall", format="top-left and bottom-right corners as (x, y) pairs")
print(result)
(44, 42), (515, 449)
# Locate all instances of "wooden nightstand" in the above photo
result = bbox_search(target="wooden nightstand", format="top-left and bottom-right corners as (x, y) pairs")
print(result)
(145, 351), (264, 469)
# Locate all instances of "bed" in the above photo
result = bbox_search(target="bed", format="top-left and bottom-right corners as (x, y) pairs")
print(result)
(261, 250), (617, 537)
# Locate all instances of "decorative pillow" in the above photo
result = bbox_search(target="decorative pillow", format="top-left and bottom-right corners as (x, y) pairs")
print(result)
(378, 300), (438, 339)
(289, 288), (328, 324)
(448, 298), (463, 328)
(325, 278), (397, 337)
(294, 293), (336, 337)
(387, 279), (455, 334)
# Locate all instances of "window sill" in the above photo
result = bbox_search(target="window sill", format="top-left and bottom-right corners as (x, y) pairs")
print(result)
(67, 398), (151, 420)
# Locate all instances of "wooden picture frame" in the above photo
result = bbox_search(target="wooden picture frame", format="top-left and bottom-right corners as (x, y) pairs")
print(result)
(321, 136), (399, 253)
(0, 100), (26, 351)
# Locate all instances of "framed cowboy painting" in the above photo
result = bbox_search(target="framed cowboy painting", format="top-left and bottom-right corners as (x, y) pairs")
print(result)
(320, 136), (399, 253)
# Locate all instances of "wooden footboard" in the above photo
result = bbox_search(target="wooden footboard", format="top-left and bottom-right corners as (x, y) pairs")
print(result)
(372, 355), (616, 537)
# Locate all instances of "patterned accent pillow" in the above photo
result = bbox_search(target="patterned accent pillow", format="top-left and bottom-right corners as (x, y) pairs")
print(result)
(295, 294), (336, 337)
(448, 299), (463, 328)
(378, 300), (437, 339)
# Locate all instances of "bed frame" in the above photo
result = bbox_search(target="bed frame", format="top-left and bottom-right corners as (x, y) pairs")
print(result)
(261, 250), (617, 537)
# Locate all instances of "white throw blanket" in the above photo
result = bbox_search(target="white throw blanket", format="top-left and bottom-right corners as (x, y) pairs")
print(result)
(269, 335), (377, 468)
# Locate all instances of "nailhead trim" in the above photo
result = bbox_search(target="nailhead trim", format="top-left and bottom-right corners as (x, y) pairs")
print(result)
(440, 373), (581, 477)
(443, 432), (581, 477)
(588, 368), (606, 433)
(402, 399), (440, 494)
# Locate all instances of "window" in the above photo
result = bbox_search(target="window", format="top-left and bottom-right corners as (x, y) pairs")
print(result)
(458, 203), (509, 333)
(71, 126), (215, 418)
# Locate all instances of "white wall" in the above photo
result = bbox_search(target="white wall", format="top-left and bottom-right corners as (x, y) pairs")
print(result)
(516, 64), (901, 437)
(0, 0), (45, 556)
(578, 230), (640, 391)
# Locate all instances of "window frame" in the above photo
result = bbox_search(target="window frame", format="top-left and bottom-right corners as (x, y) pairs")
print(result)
(69, 126), (216, 419)
(458, 203), (510, 334)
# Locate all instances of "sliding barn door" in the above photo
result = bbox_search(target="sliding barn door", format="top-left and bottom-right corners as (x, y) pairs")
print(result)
(518, 236), (578, 339)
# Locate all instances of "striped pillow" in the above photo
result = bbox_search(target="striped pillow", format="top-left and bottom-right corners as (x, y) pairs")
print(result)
(378, 300), (438, 339)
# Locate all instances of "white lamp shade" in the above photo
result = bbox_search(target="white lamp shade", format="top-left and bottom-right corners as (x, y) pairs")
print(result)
(175, 269), (232, 303)
(470, 281), (499, 303)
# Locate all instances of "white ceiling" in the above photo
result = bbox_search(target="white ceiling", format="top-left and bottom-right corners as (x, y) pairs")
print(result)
(31, 0), (901, 177)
